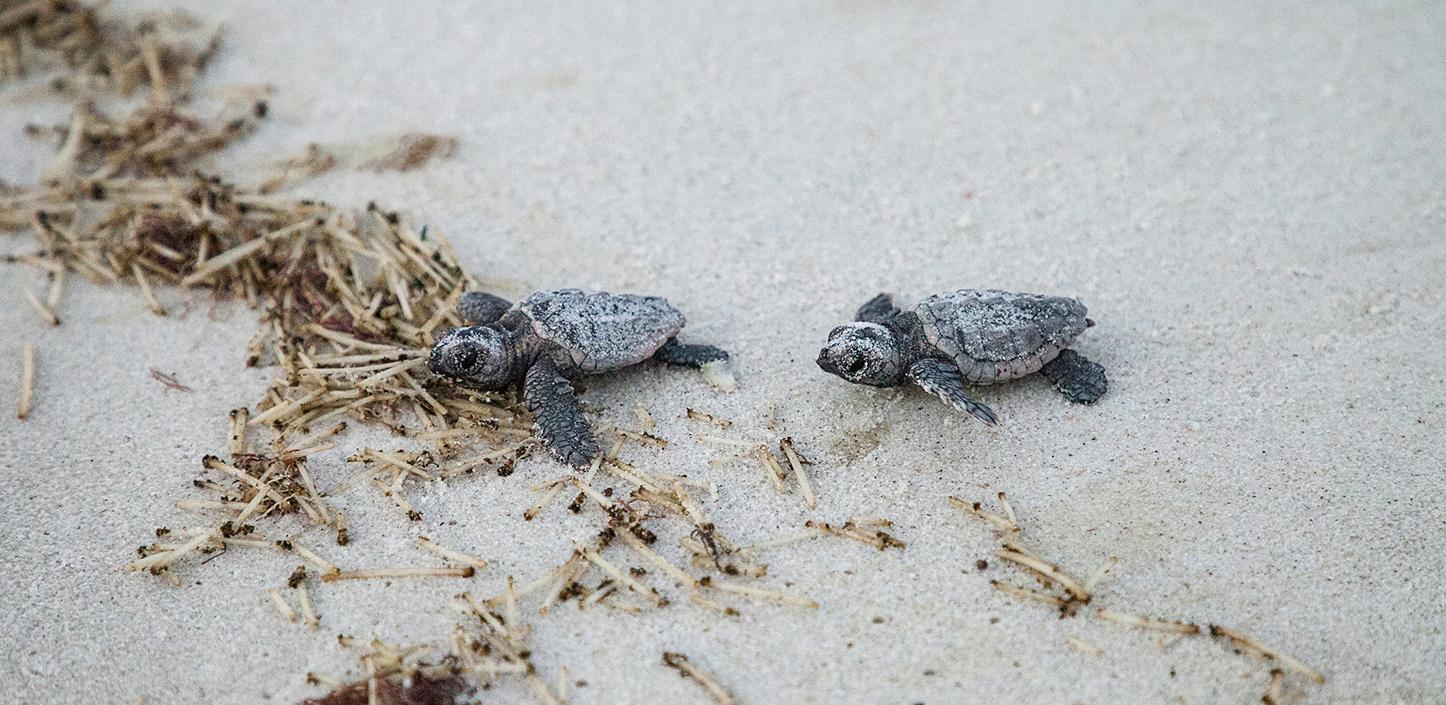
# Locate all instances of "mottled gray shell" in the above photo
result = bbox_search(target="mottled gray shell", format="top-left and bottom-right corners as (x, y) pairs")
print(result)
(519, 289), (685, 372)
(914, 289), (1089, 384)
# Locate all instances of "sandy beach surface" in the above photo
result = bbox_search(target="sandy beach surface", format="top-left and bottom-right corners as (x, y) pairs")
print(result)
(2, 2), (1443, 703)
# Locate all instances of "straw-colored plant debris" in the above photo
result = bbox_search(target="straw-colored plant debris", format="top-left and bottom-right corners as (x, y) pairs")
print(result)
(1262, 668), (1284, 705)
(416, 535), (488, 570)
(801, 518), (905, 551)
(302, 638), (472, 705)
(1064, 636), (1103, 657)
(685, 407), (731, 429)
(450, 587), (565, 703)
(697, 415), (822, 508)
(148, 367), (191, 392)
(258, 132), (457, 194)
(778, 437), (814, 508)
(17, 342), (35, 418)
(1208, 624), (1326, 685)
(321, 566), (476, 583)
(955, 491), (1326, 698)
(0, 1), (218, 101)
(359, 133), (458, 173)
(3, 45), (532, 573)
(662, 652), (737, 705)
(1095, 609), (1199, 635)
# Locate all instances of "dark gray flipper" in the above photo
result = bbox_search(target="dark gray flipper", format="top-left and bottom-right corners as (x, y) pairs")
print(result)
(856, 293), (900, 324)
(523, 357), (598, 468)
(1040, 349), (1107, 404)
(458, 292), (513, 326)
(654, 338), (729, 368)
(907, 357), (999, 426)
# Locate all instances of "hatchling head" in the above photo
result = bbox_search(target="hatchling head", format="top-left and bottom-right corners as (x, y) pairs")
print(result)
(428, 326), (514, 390)
(816, 322), (903, 387)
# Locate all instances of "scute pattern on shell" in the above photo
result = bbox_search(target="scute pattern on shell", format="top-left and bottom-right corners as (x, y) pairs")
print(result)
(915, 289), (1088, 383)
(519, 289), (686, 372)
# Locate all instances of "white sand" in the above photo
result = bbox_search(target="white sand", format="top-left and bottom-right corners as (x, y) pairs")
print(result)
(2, 2), (1444, 703)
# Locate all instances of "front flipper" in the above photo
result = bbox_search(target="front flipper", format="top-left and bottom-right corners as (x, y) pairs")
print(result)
(1040, 349), (1107, 404)
(907, 358), (999, 426)
(458, 292), (513, 326)
(855, 293), (900, 324)
(523, 357), (599, 468)
(653, 338), (730, 368)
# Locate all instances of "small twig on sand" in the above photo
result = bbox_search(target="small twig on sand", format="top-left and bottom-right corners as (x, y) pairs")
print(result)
(1083, 556), (1119, 594)
(685, 408), (732, 429)
(17, 343), (35, 419)
(779, 437), (814, 508)
(949, 495), (1018, 533)
(148, 368), (193, 392)
(1263, 668), (1285, 705)
(753, 446), (787, 493)
(267, 588), (296, 622)
(321, 566), (475, 582)
(662, 652), (737, 705)
(995, 548), (1089, 602)
(1065, 636), (1103, 656)
(700, 577), (817, 609)
(1209, 624), (1326, 685)
(23, 288), (59, 326)
(1096, 609), (1201, 635)
(415, 535), (488, 570)
(990, 579), (1066, 608)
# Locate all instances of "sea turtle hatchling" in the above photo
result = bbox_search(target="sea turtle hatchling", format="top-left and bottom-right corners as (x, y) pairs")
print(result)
(816, 289), (1107, 424)
(428, 289), (731, 467)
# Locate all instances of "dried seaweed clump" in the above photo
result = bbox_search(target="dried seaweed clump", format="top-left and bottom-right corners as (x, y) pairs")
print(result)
(1, 2), (522, 569)
(304, 639), (471, 705)
(0, 1), (218, 99)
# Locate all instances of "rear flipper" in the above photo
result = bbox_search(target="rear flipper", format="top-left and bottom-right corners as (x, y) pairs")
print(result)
(907, 358), (999, 426)
(457, 292), (513, 326)
(1041, 349), (1107, 404)
(653, 338), (729, 368)
(523, 357), (599, 468)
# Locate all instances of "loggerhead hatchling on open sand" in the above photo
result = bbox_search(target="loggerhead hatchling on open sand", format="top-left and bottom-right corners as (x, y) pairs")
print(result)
(816, 289), (1107, 424)
(429, 289), (731, 467)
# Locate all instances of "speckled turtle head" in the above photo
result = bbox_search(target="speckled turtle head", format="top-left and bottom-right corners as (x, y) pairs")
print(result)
(428, 326), (514, 390)
(817, 322), (902, 387)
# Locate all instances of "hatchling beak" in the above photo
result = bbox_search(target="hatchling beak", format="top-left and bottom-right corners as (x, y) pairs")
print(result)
(815, 351), (834, 374)
(426, 348), (446, 376)
(426, 337), (454, 377)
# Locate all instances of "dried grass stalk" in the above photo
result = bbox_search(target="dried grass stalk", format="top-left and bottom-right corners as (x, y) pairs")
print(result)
(1064, 636), (1103, 656)
(685, 408), (732, 429)
(17, 343), (35, 419)
(1209, 624), (1325, 684)
(990, 580), (1066, 608)
(779, 437), (815, 508)
(321, 567), (476, 582)
(267, 588), (297, 623)
(1096, 609), (1201, 635)
(662, 652), (737, 705)
(995, 548), (1089, 602)
(949, 495), (1019, 533)
(415, 535), (488, 570)
(23, 288), (59, 326)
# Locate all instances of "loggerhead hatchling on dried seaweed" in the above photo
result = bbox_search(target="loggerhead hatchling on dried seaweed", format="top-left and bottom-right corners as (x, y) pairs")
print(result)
(429, 289), (732, 467)
(817, 289), (1107, 423)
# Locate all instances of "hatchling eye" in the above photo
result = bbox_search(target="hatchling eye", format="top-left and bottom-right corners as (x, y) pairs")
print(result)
(456, 348), (479, 370)
(846, 358), (866, 374)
